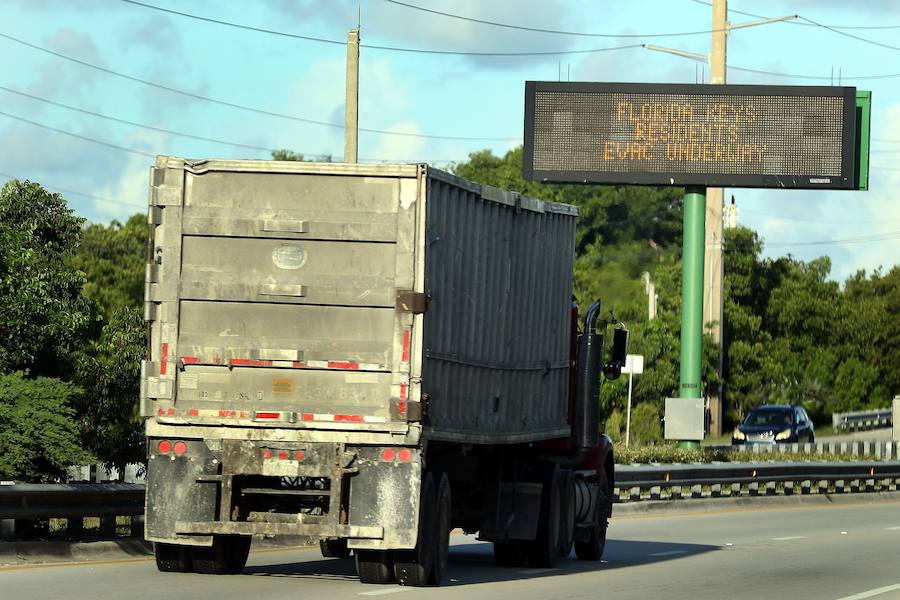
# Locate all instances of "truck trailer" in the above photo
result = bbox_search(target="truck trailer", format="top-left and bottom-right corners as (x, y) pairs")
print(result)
(142, 157), (627, 585)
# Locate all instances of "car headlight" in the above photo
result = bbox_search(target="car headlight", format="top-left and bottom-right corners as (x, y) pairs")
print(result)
(733, 427), (745, 440)
(775, 428), (792, 441)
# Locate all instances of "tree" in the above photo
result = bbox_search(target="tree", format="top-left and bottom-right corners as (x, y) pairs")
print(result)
(68, 213), (147, 323)
(0, 372), (94, 481)
(0, 180), (91, 377)
(272, 149), (332, 162)
(75, 306), (146, 478)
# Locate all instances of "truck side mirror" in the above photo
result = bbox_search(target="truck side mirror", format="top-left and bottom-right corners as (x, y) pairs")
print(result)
(603, 327), (629, 380)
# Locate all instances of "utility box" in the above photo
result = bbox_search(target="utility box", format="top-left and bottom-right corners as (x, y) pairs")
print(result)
(894, 396), (900, 442)
(664, 397), (706, 441)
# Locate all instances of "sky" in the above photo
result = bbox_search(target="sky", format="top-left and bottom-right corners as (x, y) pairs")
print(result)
(1, 0), (899, 282)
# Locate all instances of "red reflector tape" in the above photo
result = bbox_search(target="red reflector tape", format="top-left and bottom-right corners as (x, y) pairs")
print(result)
(399, 383), (408, 401)
(160, 342), (169, 375)
(182, 356), (200, 365)
(230, 358), (273, 367)
(327, 361), (359, 370)
(334, 414), (365, 423)
(401, 330), (410, 363)
(302, 413), (314, 421)
(189, 409), (199, 416)
(255, 411), (281, 419)
(292, 361), (307, 368)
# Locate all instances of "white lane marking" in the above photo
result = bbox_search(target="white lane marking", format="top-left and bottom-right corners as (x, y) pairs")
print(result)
(772, 536), (808, 541)
(649, 550), (687, 557)
(833, 582), (900, 600)
(517, 568), (559, 575)
(359, 588), (412, 596)
(884, 526), (900, 530)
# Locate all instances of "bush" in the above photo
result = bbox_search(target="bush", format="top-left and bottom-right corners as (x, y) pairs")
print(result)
(0, 372), (94, 481)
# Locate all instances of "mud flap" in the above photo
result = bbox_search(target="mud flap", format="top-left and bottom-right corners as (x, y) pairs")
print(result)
(146, 438), (220, 545)
(347, 447), (420, 551)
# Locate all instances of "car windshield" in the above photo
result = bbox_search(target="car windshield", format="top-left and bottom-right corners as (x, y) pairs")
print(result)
(744, 408), (793, 427)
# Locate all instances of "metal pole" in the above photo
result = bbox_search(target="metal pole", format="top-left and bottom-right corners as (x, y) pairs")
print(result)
(344, 29), (360, 164)
(626, 370), (633, 447)
(679, 186), (706, 449)
(704, 0), (727, 438)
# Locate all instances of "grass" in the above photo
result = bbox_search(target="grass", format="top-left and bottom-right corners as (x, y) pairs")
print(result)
(614, 443), (876, 465)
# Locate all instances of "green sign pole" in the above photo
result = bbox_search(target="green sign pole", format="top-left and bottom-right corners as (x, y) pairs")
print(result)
(678, 186), (706, 449)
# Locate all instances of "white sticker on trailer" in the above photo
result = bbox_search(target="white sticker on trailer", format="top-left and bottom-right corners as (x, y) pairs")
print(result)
(345, 373), (379, 384)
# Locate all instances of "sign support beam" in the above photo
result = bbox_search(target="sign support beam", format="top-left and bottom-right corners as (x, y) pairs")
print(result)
(679, 186), (706, 449)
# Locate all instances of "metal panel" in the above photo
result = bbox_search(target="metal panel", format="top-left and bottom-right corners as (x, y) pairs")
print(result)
(421, 168), (577, 444)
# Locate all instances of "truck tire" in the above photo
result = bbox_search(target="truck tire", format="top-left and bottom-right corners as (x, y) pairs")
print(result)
(493, 541), (527, 567)
(574, 477), (609, 561)
(356, 550), (396, 584)
(154, 542), (193, 572)
(192, 535), (250, 574)
(226, 536), (252, 573)
(320, 538), (351, 559)
(429, 473), (452, 585)
(394, 471), (437, 586)
(527, 464), (562, 568)
(558, 470), (576, 559)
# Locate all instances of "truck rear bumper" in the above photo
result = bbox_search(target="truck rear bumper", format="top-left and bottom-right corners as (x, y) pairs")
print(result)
(175, 521), (383, 538)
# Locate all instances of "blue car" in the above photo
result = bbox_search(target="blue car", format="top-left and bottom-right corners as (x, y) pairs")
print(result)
(732, 404), (816, 445)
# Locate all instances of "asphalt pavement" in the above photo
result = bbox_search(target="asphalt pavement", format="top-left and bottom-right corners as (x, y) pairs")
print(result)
(2, 497), (899, 600)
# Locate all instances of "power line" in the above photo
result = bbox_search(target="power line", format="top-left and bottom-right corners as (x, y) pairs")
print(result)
(383, 0), (724, 38)
(116, 0), (644, 57)
(0, 31), (521, 142)
(798, 15), (900, 53)
(0, 171), (145, 209)
(0, 109), (155, 158)
(741, 208), (900, 225)
(729, 64), (900, 81)
(0, 85), (280, 154)
(688, 0), (900, 30)
(0, 108), (466, 165)
(766, 231), (900, 248)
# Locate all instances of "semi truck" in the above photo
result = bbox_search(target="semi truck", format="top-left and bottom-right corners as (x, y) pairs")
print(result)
(142, 157), (627, 586)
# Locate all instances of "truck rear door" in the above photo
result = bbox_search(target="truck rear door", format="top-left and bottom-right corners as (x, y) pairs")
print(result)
(142, 159), (422, 431)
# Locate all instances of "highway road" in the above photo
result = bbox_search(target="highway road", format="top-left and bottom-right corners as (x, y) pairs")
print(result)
(2, 498), (899, 600)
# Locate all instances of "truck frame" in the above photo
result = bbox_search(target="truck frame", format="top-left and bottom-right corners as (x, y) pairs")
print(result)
(142, 158), (626, 585)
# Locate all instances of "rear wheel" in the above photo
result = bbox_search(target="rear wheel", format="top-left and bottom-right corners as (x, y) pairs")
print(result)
(356, 550), (395, 584)
(429, 473), (452, 585)
(320, 538), (351, 559)
(575, 477), (610, 561)
(394, 471), (437, 586)
(558, 470), (576, 559)
(154, 542), (193, 573)
(192, 536), (250, 574)
(527, 464), (562, 568)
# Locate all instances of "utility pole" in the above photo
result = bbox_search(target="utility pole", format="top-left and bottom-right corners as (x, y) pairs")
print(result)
(705, 0), (727, 438)
(344, 29), (360, 164)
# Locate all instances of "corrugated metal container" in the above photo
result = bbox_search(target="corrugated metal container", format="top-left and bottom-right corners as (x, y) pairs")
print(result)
(142, 158), (577, 445)
(421, 171), (577, 443)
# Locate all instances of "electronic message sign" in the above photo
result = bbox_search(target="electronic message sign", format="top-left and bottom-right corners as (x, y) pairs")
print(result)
(523, 82), (859, 189)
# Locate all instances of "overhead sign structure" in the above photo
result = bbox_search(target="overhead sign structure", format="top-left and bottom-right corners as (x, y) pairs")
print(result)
(524, 82), (860, 190)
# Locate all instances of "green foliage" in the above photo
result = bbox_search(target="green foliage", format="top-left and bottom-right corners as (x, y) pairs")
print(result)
(74, 306), (146, 476)
(723, 227), (895, 425)
(271, 149), (333, 162)
(68, 214), (147, 323)
(0, 180), (91, 376)
(614, 443), (874, 465)
(0, 372), (94, 481)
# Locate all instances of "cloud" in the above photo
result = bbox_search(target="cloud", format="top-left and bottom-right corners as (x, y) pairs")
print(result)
(265, 0), (608, 69)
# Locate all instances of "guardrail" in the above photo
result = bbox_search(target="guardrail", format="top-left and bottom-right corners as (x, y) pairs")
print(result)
(0, 483), (144, 542)
(832, 408), (893, 432)
(3, 461), (900, 541)
(614, 461), (900, 502)
(706, 441), (899, 460)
